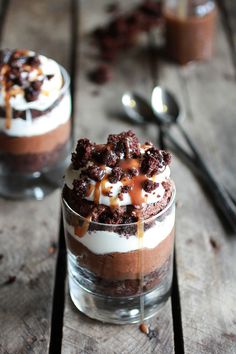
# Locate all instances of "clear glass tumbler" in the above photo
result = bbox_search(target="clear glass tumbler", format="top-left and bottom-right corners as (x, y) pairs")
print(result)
(62, 185), (176, 324)
(0, 66), (71, 200)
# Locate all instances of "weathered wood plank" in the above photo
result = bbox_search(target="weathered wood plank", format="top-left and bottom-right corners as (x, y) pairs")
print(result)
(62, 1), (175, 353)
(158, 9), (236, 354)
(0, 0), (70, 353)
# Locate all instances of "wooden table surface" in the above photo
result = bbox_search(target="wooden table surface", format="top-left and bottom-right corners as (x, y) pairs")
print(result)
(0, 1), (236, 353)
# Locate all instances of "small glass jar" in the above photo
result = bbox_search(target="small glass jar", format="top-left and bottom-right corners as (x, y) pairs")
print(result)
(164, 0), (217, 64)
(62, 185), (176, 324)
(0, 52), (72, 200)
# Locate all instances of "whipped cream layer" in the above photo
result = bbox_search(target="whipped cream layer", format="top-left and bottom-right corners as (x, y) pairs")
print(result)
(0, 52), (65, 112)
(0, 93), (71, 137)
(65, 163), (170, 207)
(66, 205), (175, 254)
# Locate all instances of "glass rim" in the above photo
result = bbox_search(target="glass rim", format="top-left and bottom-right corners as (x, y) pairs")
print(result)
(59, 65), (70, 95)
(62, 182), (176, 227)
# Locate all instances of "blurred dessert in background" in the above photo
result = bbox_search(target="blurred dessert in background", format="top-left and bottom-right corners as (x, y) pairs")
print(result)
(0, 49), (71, 173)
(164, 0), (217, 64)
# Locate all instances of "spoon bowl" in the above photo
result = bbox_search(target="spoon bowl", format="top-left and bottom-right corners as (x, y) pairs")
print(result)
(151, 86), (180, 125)
(122, 92), (154, 125)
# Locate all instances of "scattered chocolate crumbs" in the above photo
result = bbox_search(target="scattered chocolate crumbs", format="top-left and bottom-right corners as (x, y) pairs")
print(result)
(142, 180), (159, 193)
(0, 254), (3, 261)
(147, 328), (158, 340)
(4, 275), (16, 285)
(89, 1), (162, 84)
(86, 165), (105, 181)
(209, 238), (220, 252)
(139, 323), (149, 335)
(48, 241), (57, 255)
(88, 64), (112, 84)
(108, 166), (123, 183)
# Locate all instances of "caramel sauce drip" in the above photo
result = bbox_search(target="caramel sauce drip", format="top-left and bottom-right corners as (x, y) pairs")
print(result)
(119, 158), (139, 170)
(74, 216), (91, 238)
(120, 174), (147, 207)
(5, 92), (12, 129)
(86, 183), (94, 197)
(137, 217), (145, 322)
(94, 181), (101, 204)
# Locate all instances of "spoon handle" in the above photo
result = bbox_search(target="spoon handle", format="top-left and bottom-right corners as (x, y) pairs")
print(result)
(165, 130), (236, 233)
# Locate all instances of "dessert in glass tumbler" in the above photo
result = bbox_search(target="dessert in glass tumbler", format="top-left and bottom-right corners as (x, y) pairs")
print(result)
(0, 49), (71, 199)
(62, 131), (175, 323)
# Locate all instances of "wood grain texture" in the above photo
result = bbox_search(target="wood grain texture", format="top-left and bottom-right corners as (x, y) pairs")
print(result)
(61, 1), (175, 353)
(0, 0), (70, 353)
(158, 9), (236, 354)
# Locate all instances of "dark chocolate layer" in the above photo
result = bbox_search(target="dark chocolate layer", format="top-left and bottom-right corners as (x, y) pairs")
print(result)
(1, 140), (70, 173)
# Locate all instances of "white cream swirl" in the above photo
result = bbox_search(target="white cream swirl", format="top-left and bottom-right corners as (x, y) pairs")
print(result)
(65, 205), (175, 254)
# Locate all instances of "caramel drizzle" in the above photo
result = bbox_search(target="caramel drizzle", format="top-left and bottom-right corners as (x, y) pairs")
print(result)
(5, 92), (12, 129)
(137, 216), (145, 321)
(1, 56), (44, 129)
(74, 216), (91, 238)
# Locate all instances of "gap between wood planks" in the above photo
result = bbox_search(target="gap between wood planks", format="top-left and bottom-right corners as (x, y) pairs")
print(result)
(0, 0), (10, 44)
(49, 1), (79, 353)
(215, 0), (236, 79)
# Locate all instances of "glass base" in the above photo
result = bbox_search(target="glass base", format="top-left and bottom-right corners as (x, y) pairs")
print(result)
(0, 155), (70, 200)
(68, 270), (171, 324)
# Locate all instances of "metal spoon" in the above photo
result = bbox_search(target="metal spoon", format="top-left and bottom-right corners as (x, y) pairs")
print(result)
(121, 91), (236, 232)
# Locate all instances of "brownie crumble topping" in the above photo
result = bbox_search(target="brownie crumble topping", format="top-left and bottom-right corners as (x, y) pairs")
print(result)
(0, 49), (43, 103)
(142, 180), (159, 193)
(72, 138), (95, 169)
(66, 130), (173, 224)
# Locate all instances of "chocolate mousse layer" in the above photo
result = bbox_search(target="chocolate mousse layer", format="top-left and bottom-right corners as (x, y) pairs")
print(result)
(66, 228), (174, 296)
(0, 120), (70, 173)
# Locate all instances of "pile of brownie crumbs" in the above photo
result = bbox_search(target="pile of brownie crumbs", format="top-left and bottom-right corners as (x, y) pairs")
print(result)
(88, 0), (163, 84)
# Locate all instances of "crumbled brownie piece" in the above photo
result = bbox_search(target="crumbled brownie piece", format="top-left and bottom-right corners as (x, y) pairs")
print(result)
(72, 138), (95, 169)
(108, 166), (123, 183)
(121, 185), (131, 193)
(88, 64), (112, 84)
(0, 49), (45, 103)
(142, 180), (159, 193)
(141, 155), (158, 177)
(141, 147), (171, 176)
(107, 130), (140, 158)
(24, 86), (39, 102)
(86, 165), (105, 181)
(93, 146), (118, 167)
(26, 55), (41, 67)
(31, 80), (43, 91)
(73, 178), (90, 198)
(127, 167), (139, 177)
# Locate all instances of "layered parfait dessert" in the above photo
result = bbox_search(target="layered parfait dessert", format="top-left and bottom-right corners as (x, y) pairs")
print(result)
(63, 130), (175, 318)
(0, 49), (71, 173)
